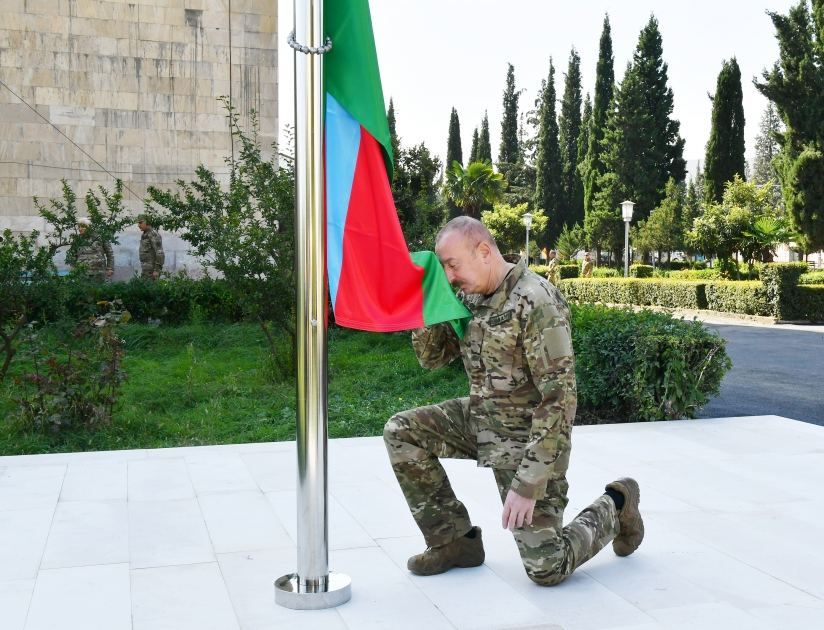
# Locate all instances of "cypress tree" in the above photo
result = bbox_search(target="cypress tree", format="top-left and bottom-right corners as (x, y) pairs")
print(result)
(446, 107), (463, 170)
(469, 127), (480, 164)
(387, 98), (401, 175)
(752, 102), (782, 186)
(478, 112), (492, 163)
(499, 64), (521, 167)
(704, 58), (746, 204)
(602, 16), (686, 224)
(559, 48), (584, 228)
(577, 94), (592, 183)
(582, 14), (615, 219)
(534, 58), (564, 247)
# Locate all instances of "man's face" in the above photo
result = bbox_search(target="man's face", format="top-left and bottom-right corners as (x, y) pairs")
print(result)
(78, 224), (88, 235)
(138, 220), (148, 232)
(436, 231), (490, 295)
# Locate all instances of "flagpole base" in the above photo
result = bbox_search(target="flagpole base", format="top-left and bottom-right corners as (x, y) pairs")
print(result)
(274, 572), (351, 610)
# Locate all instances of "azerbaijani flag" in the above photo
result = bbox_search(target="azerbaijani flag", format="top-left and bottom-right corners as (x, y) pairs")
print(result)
(324, 0), (469, 335)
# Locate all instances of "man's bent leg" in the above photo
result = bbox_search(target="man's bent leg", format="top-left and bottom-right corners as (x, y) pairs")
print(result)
(384, 398), (476, 547)
(494, 470), (619, 586)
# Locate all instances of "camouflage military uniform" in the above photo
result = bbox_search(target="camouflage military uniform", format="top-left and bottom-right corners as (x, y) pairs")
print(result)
(139, 228), (165, 279)
(67, 237), (114, 282)
(546, 257), (559, 285)
(384, 259), (619, 585)
(581, 258), (593, 278)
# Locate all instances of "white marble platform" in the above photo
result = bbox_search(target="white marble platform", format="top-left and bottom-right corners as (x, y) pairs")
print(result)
(1, 415), (823, 630)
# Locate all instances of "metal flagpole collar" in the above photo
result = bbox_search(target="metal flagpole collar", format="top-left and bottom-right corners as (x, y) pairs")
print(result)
(288, 30), (333, 55)
(274, 572), (352, 609)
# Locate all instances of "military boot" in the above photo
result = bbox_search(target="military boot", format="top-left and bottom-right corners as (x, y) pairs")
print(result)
(407, 526), (485, 576)
(606, 477), (644, 556)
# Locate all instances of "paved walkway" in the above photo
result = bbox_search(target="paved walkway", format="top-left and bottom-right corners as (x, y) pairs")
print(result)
(1, 415), (823, 630)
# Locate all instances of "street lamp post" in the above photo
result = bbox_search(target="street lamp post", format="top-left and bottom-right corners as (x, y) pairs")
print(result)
(621, 200), (635, 278)
(523, 212), (533, 267)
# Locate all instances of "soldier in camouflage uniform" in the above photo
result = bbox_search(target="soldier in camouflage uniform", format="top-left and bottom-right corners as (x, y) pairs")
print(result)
(67, 218), (114, 282)
(137, 215), (165, 280)
(581, 252), (594, 278)
(546, 249), (559, 285)
(384, 216), (643, 585)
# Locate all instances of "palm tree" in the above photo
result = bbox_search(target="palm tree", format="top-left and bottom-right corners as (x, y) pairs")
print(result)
(443, 160), (506, 219)
(742, 216), (797, 264)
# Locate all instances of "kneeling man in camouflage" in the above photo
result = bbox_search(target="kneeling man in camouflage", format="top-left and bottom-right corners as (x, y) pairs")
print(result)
(384, 216), (643, 585)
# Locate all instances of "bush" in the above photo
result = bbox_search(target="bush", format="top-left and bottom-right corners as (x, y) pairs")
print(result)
(529, 264), (550, 277)
(630, 264), (654, 278)
(704, 281), (771, 316)
(559, 264), (579, 279)
(571, 305), (731, 422)
(669, 268), (721, 280)
(760, 263), (808, 320)
(592, 267), (620, 278)
(560, 278), (707, 310)
(799, 270), (824, 285)
(794, 286), (824, 322)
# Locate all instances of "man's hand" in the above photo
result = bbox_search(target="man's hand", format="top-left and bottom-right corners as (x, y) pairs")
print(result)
(152, 271), (159, 280)
(502, 489), (536, 530)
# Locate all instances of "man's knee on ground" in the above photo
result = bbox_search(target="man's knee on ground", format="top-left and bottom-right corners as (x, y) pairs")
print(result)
(525, 567), (567, 587)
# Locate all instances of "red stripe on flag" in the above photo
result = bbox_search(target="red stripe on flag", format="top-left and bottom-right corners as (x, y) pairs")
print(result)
(333, 128), (424, 332)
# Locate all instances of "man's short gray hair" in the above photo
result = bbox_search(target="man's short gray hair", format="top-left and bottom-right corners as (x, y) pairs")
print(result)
(436, 216), (499, 252)
(77, 217), (91, 227)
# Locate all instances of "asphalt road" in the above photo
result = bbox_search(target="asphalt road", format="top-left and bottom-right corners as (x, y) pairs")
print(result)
(696, 323), (824, 426)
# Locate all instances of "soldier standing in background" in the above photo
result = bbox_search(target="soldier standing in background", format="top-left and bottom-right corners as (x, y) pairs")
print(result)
(67, 217), (114, 282)
(384, 216), (643, 585)
(581, 252), (594, 278)
(137, 215), (165, 280)
(546, 249), (559, 285)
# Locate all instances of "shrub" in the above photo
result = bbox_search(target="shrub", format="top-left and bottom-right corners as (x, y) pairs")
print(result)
(794, 286), (824, 322)
(704, 281), (771, 316)
(630, 264), (654, 278)
(529, 264), (550, 277)
(571, 305), (731, 422)
(560, 278), (707, 310)
(559, 264), (579, 279)
(15, 302), (130, 432)
(592, 267), (620, 278)
(669, 268), (721, 280)
(760, 262), (808, 319)
(799, 270), (824, 285)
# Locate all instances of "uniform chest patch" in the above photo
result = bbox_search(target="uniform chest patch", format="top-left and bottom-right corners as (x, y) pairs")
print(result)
(487, 310), (514, 326)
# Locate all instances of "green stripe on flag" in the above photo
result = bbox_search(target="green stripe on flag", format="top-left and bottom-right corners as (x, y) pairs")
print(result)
(411, 251), (472, 339)
(324, 0), (394, 176)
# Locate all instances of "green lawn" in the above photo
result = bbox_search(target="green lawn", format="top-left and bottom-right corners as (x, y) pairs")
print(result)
(0, 324), (468, 455)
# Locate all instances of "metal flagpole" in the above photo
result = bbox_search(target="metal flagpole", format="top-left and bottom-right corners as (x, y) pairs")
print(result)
(275, 0), (351, 609)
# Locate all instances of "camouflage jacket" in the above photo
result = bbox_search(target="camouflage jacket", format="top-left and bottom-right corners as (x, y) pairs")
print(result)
(139, 228), (165, 273)
(546, 258), (559, 285)
(412, 259), (577, 500)
(67, 237), (114, 278)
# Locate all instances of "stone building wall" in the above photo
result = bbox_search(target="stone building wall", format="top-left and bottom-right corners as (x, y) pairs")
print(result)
(0, 0), (278, 278)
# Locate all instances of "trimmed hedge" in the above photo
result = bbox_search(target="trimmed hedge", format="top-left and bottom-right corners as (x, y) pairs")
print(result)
(799, 270), (824, 285)
(630, 264), (654, 278)
(559, 264), (579, 279)
(571, 305), (731, 422)
(561, 278), (707, 310)
(668, 268), (721, 280)
(592, 267), (620, 278)
(760, 263), (808, 320)
(704, 281), (770, 316)
(794, 286), (824, 322)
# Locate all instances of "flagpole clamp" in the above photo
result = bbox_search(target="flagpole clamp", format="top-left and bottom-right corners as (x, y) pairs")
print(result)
(288, 30), (333, 55)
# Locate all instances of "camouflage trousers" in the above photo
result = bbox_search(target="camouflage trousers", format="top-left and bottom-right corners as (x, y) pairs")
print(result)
(384, 397), (620, 586)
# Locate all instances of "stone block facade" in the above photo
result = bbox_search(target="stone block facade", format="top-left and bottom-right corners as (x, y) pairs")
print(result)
(0, 0), (278, 276)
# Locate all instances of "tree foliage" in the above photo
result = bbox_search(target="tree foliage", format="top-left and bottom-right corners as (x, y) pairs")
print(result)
(481, 203), (547, 256)
(443, 161), (506, 219)
(582, 14), (615, 220)
(704, 58), (746, 204)
(756, 0), (824, 249)
(499, 64), (521, 167)
(446, 107), (463, 169)
(632, 178), (685, 260)
(146, 107), (296, 363)
(559, 47), (585, 230)
(534, 58), (563, 247)
(478, 112), (493, 163)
